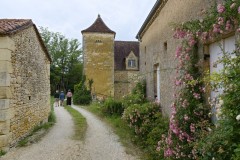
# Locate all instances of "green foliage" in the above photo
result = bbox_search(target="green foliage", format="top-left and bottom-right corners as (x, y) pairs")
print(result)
(101, 98), (124, 116)
(65, 106), (87, 140)
(122, 102), (169, 159)
(122, 81), (147, 108)
(160, 1), (240, 159)
(49, 96), (56, 123)
(145, 115), (169, 159)
(39, 27), (83, 93)
(0, 150), (6, 157)
(122, 103), (164, 138)
(73, 76), (92, 105)
(194, 48), (240, 159)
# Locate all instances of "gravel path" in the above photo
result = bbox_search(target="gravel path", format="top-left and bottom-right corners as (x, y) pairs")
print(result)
(1, 105), (137, 160)
(72, 105), (137, 160)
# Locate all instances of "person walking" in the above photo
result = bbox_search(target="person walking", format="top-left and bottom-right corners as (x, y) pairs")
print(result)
(66, 89), (73, 106)
(54, 90), (60, 107)
(59, 91), (65, 107)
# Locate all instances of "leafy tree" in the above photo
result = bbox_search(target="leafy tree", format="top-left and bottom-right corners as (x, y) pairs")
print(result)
(39, 27), (83, 94)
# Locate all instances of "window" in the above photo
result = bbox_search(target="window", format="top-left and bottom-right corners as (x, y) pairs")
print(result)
(95, 40), (102, 43)
(164, 41), (167, 53)
(126, 51), (138, 70)
(128, 59), (136, 68)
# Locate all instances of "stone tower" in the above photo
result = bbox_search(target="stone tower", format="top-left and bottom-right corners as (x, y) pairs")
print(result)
(81, 15), (115, 99)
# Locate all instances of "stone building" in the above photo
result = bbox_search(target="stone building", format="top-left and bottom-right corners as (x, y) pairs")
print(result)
(136, 0), (223, 116)
(81, 15), (139, 100)
(0, 19), (51, 150)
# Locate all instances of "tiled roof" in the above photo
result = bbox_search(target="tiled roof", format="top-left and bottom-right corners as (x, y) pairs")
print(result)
(114, 41), (139, 70)
(0, 19), (51, 62)
(0, 19), (33, 35)
(81, 15), (116, 35)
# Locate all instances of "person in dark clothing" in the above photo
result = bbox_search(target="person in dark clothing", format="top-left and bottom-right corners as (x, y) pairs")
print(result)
(66, 89), (72, 106)
(54, 90), (60, 107)
(59, 91), (65, 106)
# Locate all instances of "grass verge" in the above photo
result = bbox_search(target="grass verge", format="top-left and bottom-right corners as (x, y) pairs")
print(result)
(0, 150), (6, 156)
(64, 106), (87, 140)
(81, 103), (142, 157)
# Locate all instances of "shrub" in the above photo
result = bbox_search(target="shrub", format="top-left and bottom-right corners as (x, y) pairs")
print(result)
(122, 103), (162, 138)
(101, 98), (124, 116)
(122, 102), (169, 159)
(122, 81), (147, 108)
(73, 76), (92, 105)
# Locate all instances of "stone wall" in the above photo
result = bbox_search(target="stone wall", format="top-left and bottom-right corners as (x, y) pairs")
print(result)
(82, 33), (115, 99)
(139, 0), (214, 116)
(114, 71), (139, 99)
(0, 26), (50, 150)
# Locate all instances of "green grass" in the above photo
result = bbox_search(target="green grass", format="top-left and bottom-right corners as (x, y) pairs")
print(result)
(64, 106), (87, 140)
(0, 150), (6, 157)
(81, 103), (142, 157)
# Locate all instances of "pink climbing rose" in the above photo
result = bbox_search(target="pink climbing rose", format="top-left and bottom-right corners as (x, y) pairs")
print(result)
(230, 3), (236, 9)
(217, 4), (225, 13)
(238, 6), (240, 13)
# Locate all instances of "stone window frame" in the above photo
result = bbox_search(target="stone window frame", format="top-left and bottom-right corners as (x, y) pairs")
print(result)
(126, 51), (138, 70)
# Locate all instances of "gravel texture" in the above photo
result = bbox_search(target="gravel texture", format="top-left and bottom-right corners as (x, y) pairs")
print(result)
(72, 105), (137, 160)
(1, 105), (137, 160)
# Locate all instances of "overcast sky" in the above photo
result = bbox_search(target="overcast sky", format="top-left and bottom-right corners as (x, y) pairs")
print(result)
(1, 0), (156, 43)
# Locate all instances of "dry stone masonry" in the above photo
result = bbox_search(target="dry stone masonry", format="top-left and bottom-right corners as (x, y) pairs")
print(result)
(0, 19), (51, 151)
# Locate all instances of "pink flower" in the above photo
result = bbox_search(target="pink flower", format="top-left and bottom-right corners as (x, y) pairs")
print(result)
(193, 93), (201, 99)
(173, 29), (186, 39)
(182, 99), (189, 108)
(213, 24), (220, 33)
(218, 17), (224, 25)
(230, 3), (236, 9)
(164, 148), (173, 157)
(175, 79), (182, 86)
(175, 46), (182, 58)
(188, 38), (196, 47)
(238, 6), (240, 13)
(185, 74), (193, 80)
(184, 114), (189, 121)
(201, 32), (208, 41)
(185, 54), (190, 61)
(237, 28), (240, 32)
(190, 123), (195, 133)
(217, 4), (225, 13)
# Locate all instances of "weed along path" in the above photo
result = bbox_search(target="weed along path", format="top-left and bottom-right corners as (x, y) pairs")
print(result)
(1, 105), (137, 160)
(72, 105), (137, 160)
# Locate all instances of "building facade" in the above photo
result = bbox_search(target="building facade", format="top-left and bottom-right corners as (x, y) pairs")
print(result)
(0, 19), (51, 150)
(136, 0), (216, 116)
(82, 15), (139, 100)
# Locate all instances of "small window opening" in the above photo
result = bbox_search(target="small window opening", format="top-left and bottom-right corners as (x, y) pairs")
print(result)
(95, 40), (102, 43)
(164, 42), (167, 52)
(29, 96), (31, 100)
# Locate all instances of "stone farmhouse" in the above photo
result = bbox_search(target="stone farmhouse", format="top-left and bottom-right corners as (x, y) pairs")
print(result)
(136, 0), (236, 116)
(82, 15), (139, 100)
(0, 19), (51, 150)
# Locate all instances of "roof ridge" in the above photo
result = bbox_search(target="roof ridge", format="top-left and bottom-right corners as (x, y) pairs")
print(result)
(81, 15), (115, 35)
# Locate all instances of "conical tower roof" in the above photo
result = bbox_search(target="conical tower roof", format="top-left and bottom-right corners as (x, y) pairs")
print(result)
(81, 14), (116, 35)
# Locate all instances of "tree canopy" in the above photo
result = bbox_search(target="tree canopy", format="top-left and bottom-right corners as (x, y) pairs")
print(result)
(39, 27), (83, 94)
